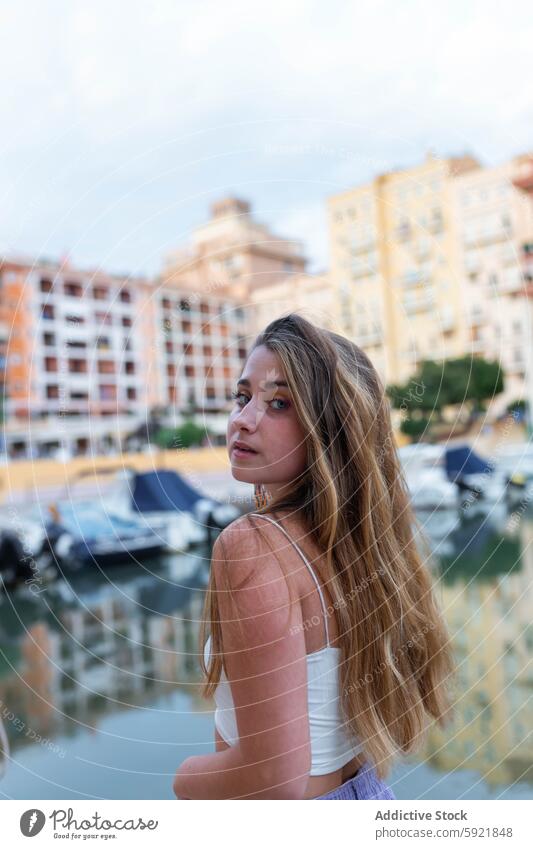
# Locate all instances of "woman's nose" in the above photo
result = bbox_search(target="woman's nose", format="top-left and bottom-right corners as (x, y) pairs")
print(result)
(233, 398), (261, 430)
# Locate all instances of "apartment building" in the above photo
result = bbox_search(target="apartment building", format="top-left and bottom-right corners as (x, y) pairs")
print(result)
(452, 153), (533, 411)
(328, 151), (533, 416)
(249, 272), (337, 338)
(0, 255), (249, 458)
(0, 256), (155, 458)
(150, 281), (248, 429)
(162, 197), (307, 300)
(328, 152), (480, 386)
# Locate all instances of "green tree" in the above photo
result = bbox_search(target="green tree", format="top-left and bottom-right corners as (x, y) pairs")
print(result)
(153, 420), (211, 449)
(387, 355), (504, 441)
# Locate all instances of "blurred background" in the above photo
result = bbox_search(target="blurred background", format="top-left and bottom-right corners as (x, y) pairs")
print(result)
(0, 0), (532, 799)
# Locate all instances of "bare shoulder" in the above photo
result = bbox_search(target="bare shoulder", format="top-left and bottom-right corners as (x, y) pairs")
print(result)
(215, 512), (279, 558)
(211, 512), (291, 597)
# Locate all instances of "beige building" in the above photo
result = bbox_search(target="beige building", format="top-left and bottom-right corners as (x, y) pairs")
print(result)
(328, 151), (533, 416)
(163, 197), (307, 301)
(328, 152), (480, 386)
(452, 153), (533, 412)
(249, 272), (337, 338)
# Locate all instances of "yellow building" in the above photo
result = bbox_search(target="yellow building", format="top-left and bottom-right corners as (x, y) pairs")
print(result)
(328, 152), (480, 385)
(452, 153), (533, 412)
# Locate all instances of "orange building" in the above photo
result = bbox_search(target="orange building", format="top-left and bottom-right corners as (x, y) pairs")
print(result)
(0, 255), (248, 458)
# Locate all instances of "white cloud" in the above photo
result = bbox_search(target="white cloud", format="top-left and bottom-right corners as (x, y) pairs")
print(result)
(0, 0), (531, 273)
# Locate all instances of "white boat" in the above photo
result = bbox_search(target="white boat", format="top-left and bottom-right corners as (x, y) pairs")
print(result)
(494, 442), (533, 482)
(403, 466), (460, 511)
(98, 467), (241, 552)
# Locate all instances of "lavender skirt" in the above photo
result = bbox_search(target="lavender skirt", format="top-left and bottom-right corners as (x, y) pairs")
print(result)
(314, 761), (396, 800)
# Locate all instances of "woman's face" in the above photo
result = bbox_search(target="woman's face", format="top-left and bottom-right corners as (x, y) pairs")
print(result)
(227, 345), (308, 495)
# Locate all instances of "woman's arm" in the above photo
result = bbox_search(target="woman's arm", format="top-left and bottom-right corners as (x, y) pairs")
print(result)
(173, 519), (311, 799)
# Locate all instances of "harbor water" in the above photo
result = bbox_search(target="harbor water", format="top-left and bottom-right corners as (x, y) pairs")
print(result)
(0, 503), (532, 800)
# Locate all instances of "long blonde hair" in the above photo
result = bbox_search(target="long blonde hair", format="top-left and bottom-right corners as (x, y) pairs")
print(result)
(200, 312), (455, 779)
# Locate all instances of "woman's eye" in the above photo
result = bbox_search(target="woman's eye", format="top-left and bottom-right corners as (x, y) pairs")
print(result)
(270, 398), (289, 410)
(230, 391), (289, 411)
(230, 391), (249, 406)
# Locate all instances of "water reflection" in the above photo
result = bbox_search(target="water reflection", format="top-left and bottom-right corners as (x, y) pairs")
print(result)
(0, 509), (532, 799)
(420, 509), (533, 792)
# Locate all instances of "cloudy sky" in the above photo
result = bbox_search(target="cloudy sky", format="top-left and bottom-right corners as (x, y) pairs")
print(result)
(0, 0), (531, 275)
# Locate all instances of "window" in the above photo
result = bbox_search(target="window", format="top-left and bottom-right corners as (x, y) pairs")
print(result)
(64, 281), (83, 297)
(68, 359), (87, 374)
(40, 278), (53, 293)
(93, 286), (109, 300)
(119, 289), (131, 303)
(99, 385), (116, 400)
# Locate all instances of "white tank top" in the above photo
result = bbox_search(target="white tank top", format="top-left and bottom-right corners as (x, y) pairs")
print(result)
(203, 512), (364, 776)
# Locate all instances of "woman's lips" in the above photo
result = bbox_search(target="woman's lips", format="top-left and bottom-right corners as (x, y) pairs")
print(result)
(232, 446), (258, 457)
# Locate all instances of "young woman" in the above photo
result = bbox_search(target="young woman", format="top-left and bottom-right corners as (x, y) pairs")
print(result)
(173, 313), (455, 800)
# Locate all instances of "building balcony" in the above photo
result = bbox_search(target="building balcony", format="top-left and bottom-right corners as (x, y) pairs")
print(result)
(351, 257), (372, 279)
(468, 309), (486, 327)
(402, 292), (435, 314)
(464, 252), (481, 273)
(414, 239), (431, 260)
(500, 268), (524, 294)
(357, 328), (383, 346)
(399, 269), (427, 289)
(464, 226), (512, 248)
(440, 308), (455, 331)
(427, 212), (444, 234)
(350, 234), (376, 254)
(395, 222), (412, 242)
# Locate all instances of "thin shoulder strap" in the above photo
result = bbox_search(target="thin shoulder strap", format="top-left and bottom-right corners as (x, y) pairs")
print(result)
(248, 513), (330, 647)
